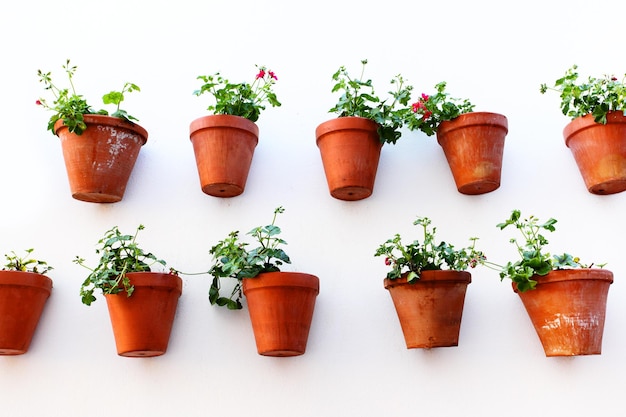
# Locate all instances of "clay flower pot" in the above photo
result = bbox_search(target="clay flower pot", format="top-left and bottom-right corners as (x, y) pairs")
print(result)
(242, 272), (320, 357)
(104, 272), (182, 357)
(316, 116), (383, 201)
(563, 111), (626, 195)
(514, 269), (613, 357)
(384, 270), (471, 349)
(436, 112), (508, 195)
(54, 114), (147, 203)
(0, 271), (53, 355)
(189, 114), (259, 197)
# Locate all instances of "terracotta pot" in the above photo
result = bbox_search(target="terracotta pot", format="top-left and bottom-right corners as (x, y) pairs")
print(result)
(315, 117), (383, 201)
(563, 111), (626, 194)
(242, 272), (320, 357)
(0, 271), (52, 355)
(104, 272), (182, 357)
(513, 269), (613, 357)
(54, 114), (147, 203)
(436, 112), (508, 195)
(189, 114), (259, 197)
(384, 270), (471, 349)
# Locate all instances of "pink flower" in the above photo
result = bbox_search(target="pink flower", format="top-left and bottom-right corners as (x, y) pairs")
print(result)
(269, 71), (277, 80)
(411, 102), (420, 113)
(256, 69), (266, 79)
(421, 93), (429, 101)
(385, 257), (392, 266)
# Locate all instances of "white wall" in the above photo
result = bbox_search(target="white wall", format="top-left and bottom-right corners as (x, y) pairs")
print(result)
(2, 0), (625, 415)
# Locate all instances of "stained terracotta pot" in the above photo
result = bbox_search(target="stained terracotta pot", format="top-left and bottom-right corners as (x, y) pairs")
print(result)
(563, 111), (626, 195)
(54, 114), (147, 203)
(513, 269), (613, 357)
(104, 272), (182, 357)
(0, 271), (52, 355)
(316, 116), (383, 201)
(384, 270), (471, 349)
(436, 112), (508, 195)
(189, 114), (259, 197)
(242, 272), (320, 357)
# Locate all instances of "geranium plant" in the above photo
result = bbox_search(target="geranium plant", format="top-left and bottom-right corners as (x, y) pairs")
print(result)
(405, 81), (475, 136)
(328, 59), (413, 145)
(374, 216), (486, 282)
(36, 59), (141, 135)
(488, 209), (604, 292)
(193, 65), (281, 123)
(540, 64), (626, 124)
(208, 206), (290, 310)
(2, 249), (53, 275)
(74, 225), (175, 306)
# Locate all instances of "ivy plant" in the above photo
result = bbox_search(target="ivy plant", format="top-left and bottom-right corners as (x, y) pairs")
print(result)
(328, 59), (413, 145)
(208, 206), (291, 309)
(2, 249), (53, 275)
(374, 216), (486, 283)
(74, 225), (171, 306)
(490, 209), (603, 292)
(37, 59), (141, 135)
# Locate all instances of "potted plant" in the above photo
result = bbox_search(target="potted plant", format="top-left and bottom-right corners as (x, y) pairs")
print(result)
(74, 225), (182, 357)
(374, 216), (486, 349)
(315, 59), (413, 201)
(190, 65), (281, 197)
(489, 209), (613, 356)
(406, 81), (508, 195)
(208, 206), (319, 357)
(37, 59), (147, 203)
(540, 65), (626, 194)
(0, 249), (53, 355)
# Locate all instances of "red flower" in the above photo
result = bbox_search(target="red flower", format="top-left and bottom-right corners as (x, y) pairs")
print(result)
(269, 71), (277, 80)
(611, 76), (618, 81)
(422, 111), (432, 120)
(421, 93), (429, 101)
(256, 69), (266, 79)
(35, 100), (42, 105)
(385, 257), (392, 266)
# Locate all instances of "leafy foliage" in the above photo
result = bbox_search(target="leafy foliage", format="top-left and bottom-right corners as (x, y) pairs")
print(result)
(405, 81), (475, 136)
(491, 210), (602, 292)
(37, 59), (141, 135)
(208, 206), (291, 310)
(2, 249), (53, 275)
(540, 65), (626, 124)
(374, 216), (485, 283)
(74, 225), (170, 306)
(328, 59), (413, 145)
(194, 65), (281, 122)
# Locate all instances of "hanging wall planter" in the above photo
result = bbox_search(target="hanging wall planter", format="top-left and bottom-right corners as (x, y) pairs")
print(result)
(563, 111), (626, 195)
(54, 114), (147, 203)
(242, 272), (320, 357)
(436, 112), (508, 195)
(514, 269), (613, 357)
(189, 114), (259, 198)
(384, 271), (471, 349)
(104, 272), (182, 357)
(316, 116), (383, 201)
(0, 271), (53, 355)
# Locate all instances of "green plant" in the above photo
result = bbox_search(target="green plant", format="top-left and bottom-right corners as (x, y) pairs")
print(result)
(328, 59), (413, 145)
(405, 81), (475, 136)
(194, 65), (281, 123)
(37, 59), (141, 135)
(490, 209), (603, 292)
(374, 216), (485, 282)
(74, 225), (173, 306)
(2, 249), (53, 275)
(540, 65), (626, 124)
(208, 206), (290, 310)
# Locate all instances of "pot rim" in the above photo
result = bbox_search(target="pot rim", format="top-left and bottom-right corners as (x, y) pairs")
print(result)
(436, 111), (508, 138)
(54, 114), (148, 144)
(384, 270), (471, 289)
(563, 110), (626, 147)
(0, 270), (53, 292)
(242, 271), (320, 294)
(189, 114), (259, 137)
